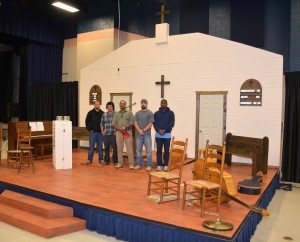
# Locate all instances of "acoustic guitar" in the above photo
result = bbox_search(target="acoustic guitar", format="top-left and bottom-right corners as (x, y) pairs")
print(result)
(192, 159), (270, 216)
(219, 190), (270, 216)
(192, 159), (237, 202)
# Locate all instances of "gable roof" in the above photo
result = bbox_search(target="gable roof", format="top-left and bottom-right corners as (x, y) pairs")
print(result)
(82, 32), (282, 72)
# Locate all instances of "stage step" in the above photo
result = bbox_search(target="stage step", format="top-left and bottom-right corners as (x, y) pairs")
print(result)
(0, 190), (73, 218)
(0, 190), (86, 238)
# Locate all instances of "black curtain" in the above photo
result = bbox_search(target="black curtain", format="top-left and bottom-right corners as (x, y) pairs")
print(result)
(27, 42), (63, 85)
(28, 82), (78, 127)
(1, 0), (64, 121)
(19, 46), (28, 121)
(281, 72), (300, 183)
(0, 51), (13, 122)
(0, 0), (64, 47)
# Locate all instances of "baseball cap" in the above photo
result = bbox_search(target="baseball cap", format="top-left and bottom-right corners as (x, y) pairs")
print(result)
(141, 99), (148, 104)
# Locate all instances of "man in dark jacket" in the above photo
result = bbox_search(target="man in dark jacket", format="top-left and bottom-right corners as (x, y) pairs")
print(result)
(85, 101), (104, 164)
(153, 99), (175, 171)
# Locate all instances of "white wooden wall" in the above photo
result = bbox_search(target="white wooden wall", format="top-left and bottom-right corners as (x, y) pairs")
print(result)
(80, 33), (283, 166)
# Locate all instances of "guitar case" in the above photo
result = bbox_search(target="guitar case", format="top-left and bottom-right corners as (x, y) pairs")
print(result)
(237, 175), (262, 195)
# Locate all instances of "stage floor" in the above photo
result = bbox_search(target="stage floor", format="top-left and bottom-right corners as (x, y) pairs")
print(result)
(0, 149), (278, 241)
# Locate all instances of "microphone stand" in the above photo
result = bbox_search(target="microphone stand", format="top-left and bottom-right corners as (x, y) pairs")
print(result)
(126, 102), (136, 109)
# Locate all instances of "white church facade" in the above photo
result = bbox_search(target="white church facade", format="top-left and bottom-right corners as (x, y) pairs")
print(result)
(79, 26), (283, 167)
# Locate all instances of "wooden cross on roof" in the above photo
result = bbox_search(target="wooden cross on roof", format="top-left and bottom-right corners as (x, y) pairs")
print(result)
(155, 75), (170, 98)
(156, 1), (170, 24)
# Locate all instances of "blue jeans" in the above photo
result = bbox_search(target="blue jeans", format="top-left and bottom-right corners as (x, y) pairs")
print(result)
(103, 135), (118, 164)
(136, 133), (152, 167)
(156, 137), (171, 167)
(88, 132), (103, 161)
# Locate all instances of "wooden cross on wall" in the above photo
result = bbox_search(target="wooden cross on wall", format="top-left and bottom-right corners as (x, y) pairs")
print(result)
(155, 75), (170, 98)
(156, 4), (170, 23)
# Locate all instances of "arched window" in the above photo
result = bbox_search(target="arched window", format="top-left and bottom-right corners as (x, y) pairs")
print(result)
(240, 79), (262, 106)
(89, 85), (102, 104)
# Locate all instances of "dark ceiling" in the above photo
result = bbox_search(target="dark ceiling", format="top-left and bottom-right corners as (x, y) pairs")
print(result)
(16, 0), (89, 14)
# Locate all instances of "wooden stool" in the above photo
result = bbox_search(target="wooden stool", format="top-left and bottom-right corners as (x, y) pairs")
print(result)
(19, 146), (34, 174)
(35, 143), (52, 160)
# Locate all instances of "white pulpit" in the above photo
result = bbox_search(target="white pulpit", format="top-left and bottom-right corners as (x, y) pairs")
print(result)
(52, 121), (72, 169)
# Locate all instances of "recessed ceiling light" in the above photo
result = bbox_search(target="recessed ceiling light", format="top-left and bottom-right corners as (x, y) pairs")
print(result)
(52, 2), (79, 13)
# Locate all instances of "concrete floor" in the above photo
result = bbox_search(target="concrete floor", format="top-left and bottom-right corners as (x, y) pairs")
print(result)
(251, 185), (300, 242)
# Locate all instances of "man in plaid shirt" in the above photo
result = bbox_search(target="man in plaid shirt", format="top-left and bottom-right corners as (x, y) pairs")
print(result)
(100, 102), (118, 165)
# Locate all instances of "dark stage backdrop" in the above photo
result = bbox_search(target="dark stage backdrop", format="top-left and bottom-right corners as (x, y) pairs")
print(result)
(0, 51), (13, 122)
(179, 0), (209, 34)
(231, 0), (264, 47)
(28, 82), (78, 127)
(0, 0), (64, 121)
(281, 72), (300, 183)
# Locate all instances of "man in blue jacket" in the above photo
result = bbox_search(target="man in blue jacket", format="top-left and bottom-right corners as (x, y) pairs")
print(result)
(154, 99), (175, 171)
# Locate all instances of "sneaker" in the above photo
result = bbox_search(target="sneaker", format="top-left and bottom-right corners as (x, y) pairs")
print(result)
(146, 166), (152, 172)
(156, 166), (163, 171)
(101, 162), (109, 166)
(115, 164), (123, 169)
(134, 165), (142, 170)
(164, 166), (168, 171)
(129, 165), (134, 170)
(86, 160), (92, 164)
(99, 160), (105, 164)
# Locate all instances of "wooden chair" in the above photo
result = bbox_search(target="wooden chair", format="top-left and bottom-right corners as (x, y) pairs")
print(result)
(147, 137), (188, 204)
(182, 140), (226, 217)
(7, 128), (34, 173)
(192, 157), (237, 204)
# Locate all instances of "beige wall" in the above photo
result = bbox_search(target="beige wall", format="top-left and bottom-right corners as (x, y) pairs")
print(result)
(62, 29), (146, 83)
(62, 38), (77, 82)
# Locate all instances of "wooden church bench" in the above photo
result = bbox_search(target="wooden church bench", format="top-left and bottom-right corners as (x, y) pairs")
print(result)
(72, 127), (89, 148)
(225, 133), (269, 176)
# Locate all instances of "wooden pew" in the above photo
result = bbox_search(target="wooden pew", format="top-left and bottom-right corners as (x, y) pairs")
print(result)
(72, 127), (89, 147)
(225, 133), (269, 176)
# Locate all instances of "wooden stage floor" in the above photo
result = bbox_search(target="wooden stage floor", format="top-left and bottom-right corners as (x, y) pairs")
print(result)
(0, 149), (278, 241)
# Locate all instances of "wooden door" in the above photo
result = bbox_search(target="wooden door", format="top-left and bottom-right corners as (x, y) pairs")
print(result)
(195, 92), (227, 158)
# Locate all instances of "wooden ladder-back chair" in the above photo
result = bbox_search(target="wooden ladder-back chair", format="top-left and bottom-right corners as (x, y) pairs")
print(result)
(182, 140), (226, 217)
(147, 137), (188, 204)
(7, 128), (34, 173)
